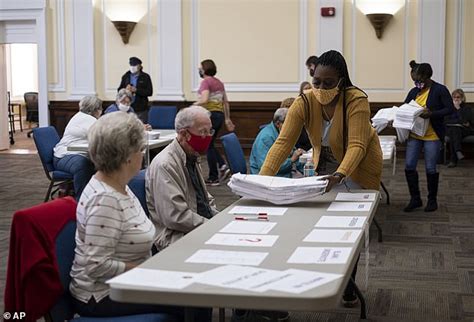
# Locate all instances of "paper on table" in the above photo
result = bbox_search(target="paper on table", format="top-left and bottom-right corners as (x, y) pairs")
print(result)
(205, 233), (279, 247)
(303, 229), (362, 243)
(288, 247), (353, 264)
(266, 269), (343, 294)
(185, 249), (268, 266)
(327, 202), (372, 212)
(229, 206), (288, 216)
(107, 268), (197, 289)
(197, 265), (289, 293)
(315, 216), (367, 228)
(219, 221), (276, 234)
(335, 193), (376, 202)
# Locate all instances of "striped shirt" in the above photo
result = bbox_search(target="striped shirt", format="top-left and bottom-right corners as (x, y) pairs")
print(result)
(70, 176), (156, 303)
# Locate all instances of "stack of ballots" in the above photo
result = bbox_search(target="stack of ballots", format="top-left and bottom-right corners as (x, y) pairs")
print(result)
(228, 173), (328, 204)
(392, 100), (428, 143)
(371, 106), (398, 133)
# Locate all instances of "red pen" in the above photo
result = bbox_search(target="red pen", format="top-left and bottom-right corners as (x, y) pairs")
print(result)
(234, 216), (269, 221)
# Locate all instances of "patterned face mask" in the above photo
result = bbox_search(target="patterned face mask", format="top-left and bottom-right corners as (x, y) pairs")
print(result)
(312, 79), (342, 105)
(414, 80), (425, 89)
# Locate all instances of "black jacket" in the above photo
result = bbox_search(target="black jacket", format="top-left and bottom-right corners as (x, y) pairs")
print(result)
(404, 80), (455, 140)
(118, 71), (153, 112)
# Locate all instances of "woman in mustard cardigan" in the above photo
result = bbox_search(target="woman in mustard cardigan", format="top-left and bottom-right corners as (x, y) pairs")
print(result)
(260, 50), (382, 307)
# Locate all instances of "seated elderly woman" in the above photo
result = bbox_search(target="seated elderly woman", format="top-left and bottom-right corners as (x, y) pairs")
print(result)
(250, 105), (304, 177)
(69, 112), (184, 319)
(104, 88), (135, 114)
(53, 96), (102, 199)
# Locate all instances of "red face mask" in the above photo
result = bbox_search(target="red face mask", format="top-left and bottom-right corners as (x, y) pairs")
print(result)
(187, 131), (212, 154)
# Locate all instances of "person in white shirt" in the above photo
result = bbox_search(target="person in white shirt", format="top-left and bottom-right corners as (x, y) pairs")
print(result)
(53, 96), (102, 199)
(70, 112), (185, 319)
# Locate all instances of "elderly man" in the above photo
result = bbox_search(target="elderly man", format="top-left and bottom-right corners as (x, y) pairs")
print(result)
(118, 57), (153, 123)
(146, 105), (218, 251)
(250, 107), (304, 177)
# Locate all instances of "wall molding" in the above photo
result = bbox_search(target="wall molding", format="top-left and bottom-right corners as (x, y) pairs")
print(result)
(351, 0), (409, 94)
(417, 0), (446, 84)
(156, 0), (184, 101)
(0, 6), (50, 127)
(48, 0), (66, 92)
(454, 0), (474, 92)
(190, 0), (308, 93)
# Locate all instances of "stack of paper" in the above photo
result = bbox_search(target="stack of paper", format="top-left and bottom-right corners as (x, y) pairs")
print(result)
(392, 100), (429, 142)
(228, 173), (328, 205)
(147, 130), (161, 140)
(371, 106), (398, 133)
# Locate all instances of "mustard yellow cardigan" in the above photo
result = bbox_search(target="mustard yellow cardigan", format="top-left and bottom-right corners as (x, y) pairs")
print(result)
(260, 87), (382, 190)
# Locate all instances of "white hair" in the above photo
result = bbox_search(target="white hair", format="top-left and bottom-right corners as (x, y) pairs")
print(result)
(116, 89), (133, 104)
(273, 107), (288, 123)
(175, 105), (211, 131)
(79, 96), (102, 115)
(88, 112), (146, 173)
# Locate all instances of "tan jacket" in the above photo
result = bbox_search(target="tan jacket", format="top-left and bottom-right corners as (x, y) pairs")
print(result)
(146, 139), (218, 251)
(260, 88), (382, 190)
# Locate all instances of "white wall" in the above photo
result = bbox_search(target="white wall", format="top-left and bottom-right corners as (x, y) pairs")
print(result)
(6, 44), (39, 100)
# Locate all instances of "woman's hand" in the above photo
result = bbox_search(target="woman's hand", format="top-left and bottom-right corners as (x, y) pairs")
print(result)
(125, 261), (140, 271)
(225, 119), (235, 132)
(419, 109), (432, 119)
(143, 124), (152, 131)
(324, 174), (344, 192)
(291, 149), (304, 162)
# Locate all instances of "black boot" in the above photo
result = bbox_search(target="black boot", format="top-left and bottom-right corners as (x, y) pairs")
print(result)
(404, 170), (422, 212)
(425, 172), (439, 212)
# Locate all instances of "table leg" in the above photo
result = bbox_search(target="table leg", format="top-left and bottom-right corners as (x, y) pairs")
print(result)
(380, 181), (390, 205)
(184, 307), (195, 322)
(219, 308), (225, 322)
(373, 218), (383, 242)
(350, 277), (367, 320)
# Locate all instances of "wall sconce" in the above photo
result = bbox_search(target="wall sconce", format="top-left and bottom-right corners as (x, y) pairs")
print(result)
(366, 13), (393, 39)
(356, 0), (404, 39)
(112, 21), (137, 44)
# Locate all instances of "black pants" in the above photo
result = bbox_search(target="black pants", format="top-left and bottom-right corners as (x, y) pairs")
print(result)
(446, 126), (470, 162)
(344, 256), (359, 299)
(72, 296), (212, 321)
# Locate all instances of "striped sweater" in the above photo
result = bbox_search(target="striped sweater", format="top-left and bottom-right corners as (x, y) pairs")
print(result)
(70, 176), (155, 303)
(260, 88), (382, 190)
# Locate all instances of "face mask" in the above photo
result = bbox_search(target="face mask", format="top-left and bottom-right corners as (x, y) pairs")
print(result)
(118, 103), (130, 112)
(130, 66), (139, 74)
(312, 79), (341, 105)
(453, 100), (462, 109)
(198, 69), (204, 78)
(187, 131), (212, 154)
(414, 81), (425, 89)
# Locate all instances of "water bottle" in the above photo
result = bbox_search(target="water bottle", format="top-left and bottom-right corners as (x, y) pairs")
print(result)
(304, 158), (315, 177)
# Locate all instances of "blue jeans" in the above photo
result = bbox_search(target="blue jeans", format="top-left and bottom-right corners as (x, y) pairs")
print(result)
(54, 154), (95, 200)
(405, 138), (441, 174)
(207, 111), (226, 180)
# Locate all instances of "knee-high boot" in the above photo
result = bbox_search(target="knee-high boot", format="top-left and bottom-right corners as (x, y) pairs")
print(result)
(404, 170), (422, 212)
(425, 172), (439, 212)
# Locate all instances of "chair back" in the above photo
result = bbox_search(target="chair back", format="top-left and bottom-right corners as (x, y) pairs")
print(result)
(33, 126), (61, 176)
(220, 133), (247, 174)
(128, 169), (150, 217)
(48, 220), (77, 321)
(148, 106), (177, 129)
(24, 92), (39, 122)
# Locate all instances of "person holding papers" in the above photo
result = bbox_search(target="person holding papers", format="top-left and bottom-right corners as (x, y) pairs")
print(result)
(146, 106), (218, 252)
(260, 50), (383, 193)
(403, 60), (455, 212)
(259, 50), (382, 308)
(250, 106), (304, 177)
(445, 89), (473, 168)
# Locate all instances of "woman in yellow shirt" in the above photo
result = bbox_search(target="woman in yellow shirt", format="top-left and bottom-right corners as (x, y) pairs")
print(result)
(403, 60), (455, 212)
(260, 50), (382, 307)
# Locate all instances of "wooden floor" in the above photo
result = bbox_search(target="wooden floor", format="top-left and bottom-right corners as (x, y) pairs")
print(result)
(1, 133), (474, 321)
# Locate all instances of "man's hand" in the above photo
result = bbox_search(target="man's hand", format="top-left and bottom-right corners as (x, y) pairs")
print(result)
(291, 149), (304, 162)
(419, 109), (432, 119)
(225, 119), (235, 132)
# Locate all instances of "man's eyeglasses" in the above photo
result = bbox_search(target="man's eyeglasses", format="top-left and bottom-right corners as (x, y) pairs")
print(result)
(188, 128), (215, 137)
